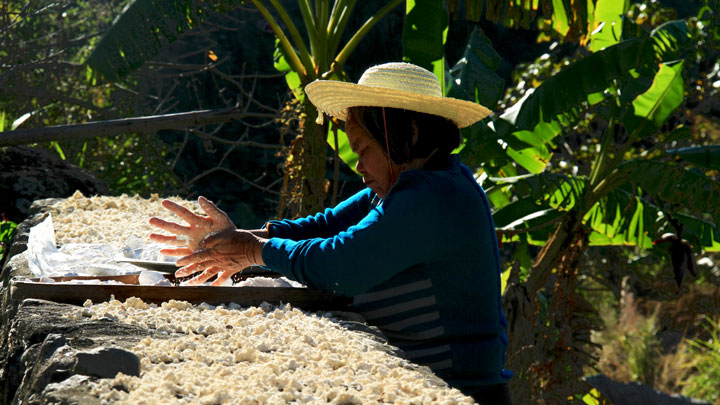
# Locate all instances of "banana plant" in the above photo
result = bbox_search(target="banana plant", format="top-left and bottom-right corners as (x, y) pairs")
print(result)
(461, 19), (719, 401)
(86, 0), (404, 216)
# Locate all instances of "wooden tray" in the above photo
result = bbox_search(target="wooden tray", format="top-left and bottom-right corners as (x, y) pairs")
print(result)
(9, 273), (350, 311)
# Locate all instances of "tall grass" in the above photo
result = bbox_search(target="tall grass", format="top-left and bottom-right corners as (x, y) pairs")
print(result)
(592, 278), (720, 403)
(680, 316), (720, 403)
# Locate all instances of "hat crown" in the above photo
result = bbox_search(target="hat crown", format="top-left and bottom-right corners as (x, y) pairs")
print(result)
(357, 62), (442, 98)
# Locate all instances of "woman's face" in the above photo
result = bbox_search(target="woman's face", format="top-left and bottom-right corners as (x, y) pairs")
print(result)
(346, 114), (395, 198)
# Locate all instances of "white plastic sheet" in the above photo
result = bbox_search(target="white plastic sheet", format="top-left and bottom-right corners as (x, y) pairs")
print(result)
(26, 215), (172, 278)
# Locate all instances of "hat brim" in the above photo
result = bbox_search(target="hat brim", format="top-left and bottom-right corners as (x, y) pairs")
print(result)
(305, 81), (492, 128)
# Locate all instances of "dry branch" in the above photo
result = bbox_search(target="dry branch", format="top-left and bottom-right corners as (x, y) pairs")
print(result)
(0, 108), (278, 147)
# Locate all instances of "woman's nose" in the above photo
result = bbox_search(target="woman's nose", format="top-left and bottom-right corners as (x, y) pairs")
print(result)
(355, 159), (365, 174)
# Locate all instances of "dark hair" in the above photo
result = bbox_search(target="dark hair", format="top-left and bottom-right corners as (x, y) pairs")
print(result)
(348, 106), (461, 165)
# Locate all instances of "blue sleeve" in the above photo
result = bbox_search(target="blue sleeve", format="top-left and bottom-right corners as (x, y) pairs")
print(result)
(266, 188), (373, 240)
(262, 174), (442, 296)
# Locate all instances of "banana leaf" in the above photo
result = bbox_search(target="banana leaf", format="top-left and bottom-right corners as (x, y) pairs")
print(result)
(274, 40), (304, 102)
(504, 119), (561, 174)
(86, 0), (237, 81)
(490, 171), (586, 210)
(492, 196), (564, 245)
(624, 60), (685, 139)
(618, 159), (720, 220)
(510, 20), (690, 131)
(675, 212), (720, 252)
(585, 187), (720, 251)
(488, 171), (591, 245)
(667, 145), (720, 171)
(587, 0), (629, 52)
(403, 0), (449, 91)
(485, 184), (513, 210)
(326, 123), (358, 174)
(584, 187), (656, 248)
(447, 27), (505, 108)
(458, 120), (509, 168)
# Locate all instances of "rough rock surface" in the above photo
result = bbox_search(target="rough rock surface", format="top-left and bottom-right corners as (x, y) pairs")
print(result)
(0, 299), (158, 405)
(0, 146), (108, 224)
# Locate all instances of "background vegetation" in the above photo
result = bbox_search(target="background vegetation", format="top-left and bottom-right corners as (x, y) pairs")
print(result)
(1, 0), (719, 403)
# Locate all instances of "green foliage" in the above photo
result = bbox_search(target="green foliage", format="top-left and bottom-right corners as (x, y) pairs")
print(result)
(681, 317), (720, 402)
(511, 21), (690, 132)
(0, 217), (18, 262)
(585, 188), (655, 249)
(626, 311), (661, 386)
(86, 0), (240, 81)
(0, 0), (178, 197)
(1, 0), (133, 128)
(668, 145), (720, 171)
(403, 0), (449, 90)
(618, 159), (720, 221)
(447, 27), (505, 109)
(472, 15), (720, 257)
(624, 60), (686, 139)
(586, 0), (629, 52)
(479, 2), (719, 400)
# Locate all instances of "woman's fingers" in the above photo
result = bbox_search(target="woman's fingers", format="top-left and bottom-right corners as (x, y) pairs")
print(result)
(175, 260), (211, 277)
(159, 247), (194, 257)
(198, 196), (234, 229)
(161, 199), (208, 226)
(175, 249), (215, 267)
(149, 233), (189, 246)
(211, 270), (235, 286)
(149, 217), (190, 235)
(187, 267), (222, 285)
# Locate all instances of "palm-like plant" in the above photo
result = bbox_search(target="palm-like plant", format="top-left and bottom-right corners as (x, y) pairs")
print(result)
(86, 0), (403, 216)
(465, 15), (719, 401)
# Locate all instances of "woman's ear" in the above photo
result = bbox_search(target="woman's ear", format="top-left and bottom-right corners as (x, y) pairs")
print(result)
(410, 119), (420, 146)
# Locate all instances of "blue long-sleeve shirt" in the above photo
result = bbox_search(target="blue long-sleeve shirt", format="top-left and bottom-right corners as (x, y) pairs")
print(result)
(262, 155), (511, 392)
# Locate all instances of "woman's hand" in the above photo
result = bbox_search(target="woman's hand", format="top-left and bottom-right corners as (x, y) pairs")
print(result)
(175, 229), (268, 286)
(149, 196), (235, 256)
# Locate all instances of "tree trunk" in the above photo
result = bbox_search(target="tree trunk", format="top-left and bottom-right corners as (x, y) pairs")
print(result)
(299, 101), (329, 216)
(504, 213), (599, 403)
(278, 99), (329, 218)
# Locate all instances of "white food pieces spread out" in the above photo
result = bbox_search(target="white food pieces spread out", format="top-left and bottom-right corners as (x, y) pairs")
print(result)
(46, 191), (201, 247)
(74, 297), (473, 404)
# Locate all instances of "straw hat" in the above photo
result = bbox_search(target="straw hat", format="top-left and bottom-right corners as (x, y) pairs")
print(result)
(305, 62), (492, 128)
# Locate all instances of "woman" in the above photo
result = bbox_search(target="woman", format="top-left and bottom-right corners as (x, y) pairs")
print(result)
(149, 62), (512, 404)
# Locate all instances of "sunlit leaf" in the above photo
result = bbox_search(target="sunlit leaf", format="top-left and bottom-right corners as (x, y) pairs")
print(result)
(402, 0), (448, 92)
(493, 196), (563, 245)
(550, 0), (570, 37)
(510, 20), (690, 131)
(585, 188), (656, 248)
(587, 0), (629, 52)
(326, 123), (358, 174)
(485, 185), (512, 210)
(625, 60), (685, 139)
(274, 39), (304, 101)
(676, 213), (720, 252)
